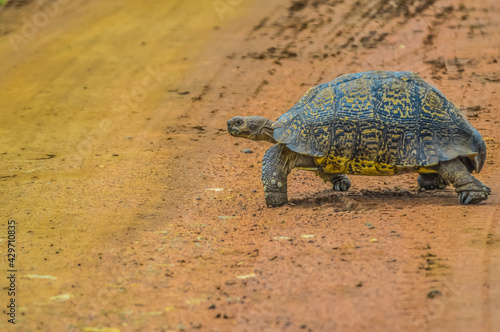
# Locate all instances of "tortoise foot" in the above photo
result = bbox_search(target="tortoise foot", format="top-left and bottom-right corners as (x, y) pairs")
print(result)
(331, 175), (351, 191)
(457, 184), (491, 205)
(417, 174), (448, 191)
(265, 192), (287, 207)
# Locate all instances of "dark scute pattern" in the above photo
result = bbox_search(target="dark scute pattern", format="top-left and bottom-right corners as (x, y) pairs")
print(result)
(273, 71), (479, 166)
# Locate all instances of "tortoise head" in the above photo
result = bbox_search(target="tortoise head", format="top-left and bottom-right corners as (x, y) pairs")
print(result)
(227, 116), (277, 143)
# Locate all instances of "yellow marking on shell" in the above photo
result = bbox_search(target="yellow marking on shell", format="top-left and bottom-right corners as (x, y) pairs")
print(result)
(417, 167), (439, 173)
(421, 90), (447, 120)
(314, 156), (438, 176)
(378, 79), (415, 120)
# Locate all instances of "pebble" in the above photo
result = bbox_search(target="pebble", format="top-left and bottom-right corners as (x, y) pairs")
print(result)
(427, 290), (442, 299)
(50, 293), (74, 303)
(25, 274), (57, 280)
(243, 149), (254, 154)
(218, 216), (238, 220)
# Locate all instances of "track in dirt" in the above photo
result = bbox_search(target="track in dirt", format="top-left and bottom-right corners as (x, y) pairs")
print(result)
(0, 0), (499, 331)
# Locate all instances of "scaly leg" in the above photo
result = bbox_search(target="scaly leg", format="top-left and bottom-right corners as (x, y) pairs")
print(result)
(316, 172), (351, 191)
(437, 158), (491, 204)
(262, 144), (315, 207)
(417, 173), (449, 191)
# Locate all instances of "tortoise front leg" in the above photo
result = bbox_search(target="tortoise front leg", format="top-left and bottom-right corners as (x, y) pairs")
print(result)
(262, 144), (315, 207)
(417, 173), (449, 191)
(437, 158), (491, 204)
(315, 172), (351, 191)
(262, 144), (291, 207)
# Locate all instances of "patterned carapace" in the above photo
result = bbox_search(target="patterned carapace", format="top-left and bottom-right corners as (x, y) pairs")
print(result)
(273, 71), (482, 175)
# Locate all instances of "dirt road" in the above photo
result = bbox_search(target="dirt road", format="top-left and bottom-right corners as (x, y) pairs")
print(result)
(1, 0), (499, 331)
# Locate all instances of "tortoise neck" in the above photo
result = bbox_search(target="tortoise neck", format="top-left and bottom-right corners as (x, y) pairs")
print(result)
(257, 119), (277, 144)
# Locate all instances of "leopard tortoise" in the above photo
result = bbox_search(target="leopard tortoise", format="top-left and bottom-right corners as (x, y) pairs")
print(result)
(227, 71), (490, 207)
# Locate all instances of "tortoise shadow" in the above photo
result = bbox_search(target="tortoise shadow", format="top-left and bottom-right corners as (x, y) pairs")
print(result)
(288, 188), (460, 210)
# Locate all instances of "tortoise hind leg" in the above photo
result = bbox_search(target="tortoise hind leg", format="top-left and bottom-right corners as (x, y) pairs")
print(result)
(437, 158), (491, 204)
(417, 173), (449, 191)
(316, 172), (351, 191)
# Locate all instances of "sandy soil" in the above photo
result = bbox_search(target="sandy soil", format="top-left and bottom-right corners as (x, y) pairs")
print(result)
(1, 0), (499, 331)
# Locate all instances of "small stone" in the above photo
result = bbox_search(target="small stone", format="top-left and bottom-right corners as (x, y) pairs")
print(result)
(427, 290), (442, 299)
(218, 216), (238, 220)
(243, 149), (254, 154)
(50, 293), (74, 303)
(25, 274), (57, 280)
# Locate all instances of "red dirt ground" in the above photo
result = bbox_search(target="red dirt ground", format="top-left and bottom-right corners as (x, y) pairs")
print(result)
(1, 0), (499, 331)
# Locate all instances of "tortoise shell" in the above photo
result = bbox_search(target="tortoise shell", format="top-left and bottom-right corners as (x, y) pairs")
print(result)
(273, 71), (485, 175)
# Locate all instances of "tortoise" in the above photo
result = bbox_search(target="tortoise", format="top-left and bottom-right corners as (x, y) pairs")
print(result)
(227, 71), (490, 207)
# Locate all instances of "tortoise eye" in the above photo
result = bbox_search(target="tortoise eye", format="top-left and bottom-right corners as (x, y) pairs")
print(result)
(235, 119), (243, 126)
